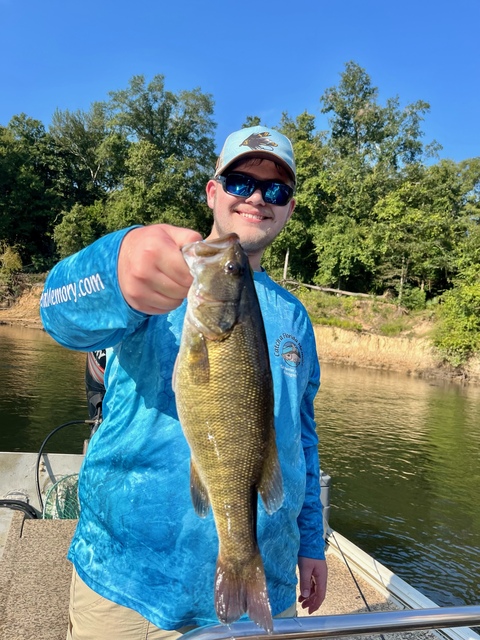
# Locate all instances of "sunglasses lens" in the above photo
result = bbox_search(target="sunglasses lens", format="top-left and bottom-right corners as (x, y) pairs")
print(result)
(225, 174), (255, 198)
(264, 182), (293, 206)
(222, 173), (293, 205)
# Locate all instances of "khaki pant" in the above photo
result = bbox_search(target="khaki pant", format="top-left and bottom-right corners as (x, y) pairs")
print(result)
(67, 568), (297, 640)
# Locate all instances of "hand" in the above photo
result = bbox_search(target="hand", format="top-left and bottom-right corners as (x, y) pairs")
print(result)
(118, 224), (203, 314)
(297, 556), (328, 614)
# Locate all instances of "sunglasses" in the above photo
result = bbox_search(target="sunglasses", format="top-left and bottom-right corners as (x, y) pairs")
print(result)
(216, 172), (294, 206)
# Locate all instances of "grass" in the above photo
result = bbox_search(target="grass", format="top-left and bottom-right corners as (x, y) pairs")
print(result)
(288, 285), (428, 337)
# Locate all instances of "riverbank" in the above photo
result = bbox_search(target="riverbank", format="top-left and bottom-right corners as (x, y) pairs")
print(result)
(314, 325), (480, 384)
(1, 284), (479, 385)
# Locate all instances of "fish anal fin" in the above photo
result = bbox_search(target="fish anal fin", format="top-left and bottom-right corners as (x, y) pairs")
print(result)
(190, 458), (210, 517)
(258, 432), (284, 515)
(215, 552), (273, 633)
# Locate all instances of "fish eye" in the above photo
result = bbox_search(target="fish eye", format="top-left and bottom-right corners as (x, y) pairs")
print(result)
(224, 261), (243, 276)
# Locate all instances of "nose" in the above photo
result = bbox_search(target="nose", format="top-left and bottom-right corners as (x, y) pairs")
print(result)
(245, 187), (265, 205)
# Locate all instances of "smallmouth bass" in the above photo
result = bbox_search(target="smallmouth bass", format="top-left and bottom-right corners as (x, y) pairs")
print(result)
(174, 233), (283, 632)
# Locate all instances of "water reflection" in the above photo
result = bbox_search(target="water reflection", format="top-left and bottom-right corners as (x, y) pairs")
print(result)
(0, 325), (89, 452)
(316, 363), (480, 606)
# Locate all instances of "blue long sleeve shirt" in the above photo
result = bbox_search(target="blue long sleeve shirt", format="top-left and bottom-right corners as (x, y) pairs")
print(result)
(40, 228), (324, 629)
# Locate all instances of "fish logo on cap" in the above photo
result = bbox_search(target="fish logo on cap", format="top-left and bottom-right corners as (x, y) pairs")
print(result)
(240, 131), (278, 152)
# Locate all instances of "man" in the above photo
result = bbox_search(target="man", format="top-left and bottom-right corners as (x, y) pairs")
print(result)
(41, 126), (328, 640)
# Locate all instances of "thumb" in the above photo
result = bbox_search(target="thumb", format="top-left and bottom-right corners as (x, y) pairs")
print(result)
(298, 556), (314, 597)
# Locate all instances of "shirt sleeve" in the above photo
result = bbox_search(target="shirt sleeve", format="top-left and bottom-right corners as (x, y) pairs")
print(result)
(297, 331), (325, 560)
(40, 227), (148, 351)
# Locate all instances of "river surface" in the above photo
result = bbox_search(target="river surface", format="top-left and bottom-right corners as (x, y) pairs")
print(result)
(0, 324), (479, 608)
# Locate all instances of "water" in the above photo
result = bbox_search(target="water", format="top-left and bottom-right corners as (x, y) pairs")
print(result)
(1, 324), (479, 607)
(316, 363), (480, 607)
(0, 325), (90, 453)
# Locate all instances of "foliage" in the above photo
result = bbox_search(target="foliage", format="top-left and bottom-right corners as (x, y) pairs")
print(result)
(0, 242), (23, 300)
(1, 65), (479, 357)
(0, 242), (22, 273)
(433, 271), (480, 366)
(53, 202), (109, 259)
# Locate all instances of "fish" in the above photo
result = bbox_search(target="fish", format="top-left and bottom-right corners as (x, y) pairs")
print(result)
(174, 233), (284, 633)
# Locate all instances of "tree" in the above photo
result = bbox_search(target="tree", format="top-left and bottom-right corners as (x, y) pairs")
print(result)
(51, 75), (217, 254)
(262, 112), (331, 282)
(50, 102), (129, 201)
(310, 62), (440, 292)
(0, 115), (66, 268)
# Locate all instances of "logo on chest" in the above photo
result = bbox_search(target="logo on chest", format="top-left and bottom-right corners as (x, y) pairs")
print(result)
(273, 333), (303, 377)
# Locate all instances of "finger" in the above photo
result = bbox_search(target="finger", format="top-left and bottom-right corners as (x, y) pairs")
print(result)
(157, 226), (203, 288)
(118, 225), (202, 314)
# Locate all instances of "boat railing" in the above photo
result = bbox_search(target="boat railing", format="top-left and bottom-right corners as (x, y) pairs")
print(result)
(183, 606), (480, 640)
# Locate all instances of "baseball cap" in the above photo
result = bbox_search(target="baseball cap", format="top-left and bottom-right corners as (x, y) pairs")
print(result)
(214, 126), (296, 183)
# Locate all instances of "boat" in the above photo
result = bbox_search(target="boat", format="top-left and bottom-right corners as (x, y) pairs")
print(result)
(1, 432), (480, 640)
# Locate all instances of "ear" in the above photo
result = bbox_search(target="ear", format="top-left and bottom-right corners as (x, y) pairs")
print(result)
(206, 179), (217, 210)
(286, 197), (296, 223)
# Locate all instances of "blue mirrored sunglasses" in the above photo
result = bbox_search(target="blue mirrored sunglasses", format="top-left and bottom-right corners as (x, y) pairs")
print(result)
(216, 172), (294, 206)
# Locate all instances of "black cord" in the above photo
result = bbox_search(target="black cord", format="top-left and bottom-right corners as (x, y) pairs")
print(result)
(35, 419), (91, 513)
(0, 499), (38, 519)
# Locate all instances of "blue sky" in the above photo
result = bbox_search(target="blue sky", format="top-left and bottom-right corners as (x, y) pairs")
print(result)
(1, 0), (478, 163)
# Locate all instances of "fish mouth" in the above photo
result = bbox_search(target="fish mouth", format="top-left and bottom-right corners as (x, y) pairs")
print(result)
(181, 234), (242, 276)
(182, 233), (240, 270)
(182, 233), (239, 259)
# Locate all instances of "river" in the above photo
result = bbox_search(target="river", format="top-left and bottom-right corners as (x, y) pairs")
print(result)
(0, 324), (479, 608)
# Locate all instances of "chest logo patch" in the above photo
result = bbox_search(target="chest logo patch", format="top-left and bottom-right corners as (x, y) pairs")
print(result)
(274, 333), (303, 376)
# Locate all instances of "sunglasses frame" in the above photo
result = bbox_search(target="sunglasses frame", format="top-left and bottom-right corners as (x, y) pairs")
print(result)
(216, 172), (294, 206)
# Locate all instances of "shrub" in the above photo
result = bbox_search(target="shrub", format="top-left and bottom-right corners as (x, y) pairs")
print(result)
(401, 287), (426, 311)
(433, 280), (480, 366)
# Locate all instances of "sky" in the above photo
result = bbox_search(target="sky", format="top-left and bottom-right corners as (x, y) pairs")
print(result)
(1, 0), (479, 163)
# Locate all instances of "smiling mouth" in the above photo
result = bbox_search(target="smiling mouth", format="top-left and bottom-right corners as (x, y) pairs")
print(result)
(238, 211), (270, 222)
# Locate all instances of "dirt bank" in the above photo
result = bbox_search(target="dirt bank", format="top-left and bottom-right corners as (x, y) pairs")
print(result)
(314, 325), (480, 384)
(2, 286), (479, 385)
(0, 284), (43, 329)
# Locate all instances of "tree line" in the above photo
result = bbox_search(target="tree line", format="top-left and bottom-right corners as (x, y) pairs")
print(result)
(1, 62), (479, 364)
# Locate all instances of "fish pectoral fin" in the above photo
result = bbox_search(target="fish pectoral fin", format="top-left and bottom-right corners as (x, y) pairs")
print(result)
(215, 552), (273, 633)
(258, 434), (284, 515)
(189, 333), (210, 384)
(190, 459), (210, 517)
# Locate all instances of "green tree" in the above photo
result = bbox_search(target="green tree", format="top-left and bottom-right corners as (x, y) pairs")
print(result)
(50, 102), (129, 201)
(52, 75), (217, 253)
(262, 112), (331, 282)
(53, 202), (108, 259)
(311, 62), (439, 292)
(0, 115), (67, 268)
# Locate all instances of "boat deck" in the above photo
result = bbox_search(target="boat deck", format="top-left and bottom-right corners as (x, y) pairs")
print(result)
(0, 511), (440, 640)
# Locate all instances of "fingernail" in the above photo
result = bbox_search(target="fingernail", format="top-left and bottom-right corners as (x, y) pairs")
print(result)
(302, 590), (310, 598)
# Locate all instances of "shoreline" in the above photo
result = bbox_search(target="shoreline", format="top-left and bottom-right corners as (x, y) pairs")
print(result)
(1, 287), (479, 386)
(314, 325), (480, 385)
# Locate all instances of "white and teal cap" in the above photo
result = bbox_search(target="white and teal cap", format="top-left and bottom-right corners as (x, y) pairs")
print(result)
(214, 126), (296, 183)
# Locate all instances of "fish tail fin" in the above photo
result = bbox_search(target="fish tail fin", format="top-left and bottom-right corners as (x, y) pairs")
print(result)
(215, 552), (273, 633)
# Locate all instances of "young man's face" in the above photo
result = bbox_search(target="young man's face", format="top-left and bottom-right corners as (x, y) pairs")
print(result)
(205, 158), (296, 271)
